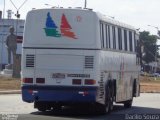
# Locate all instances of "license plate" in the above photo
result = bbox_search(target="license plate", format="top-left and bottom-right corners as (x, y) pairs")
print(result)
(52, 73), (65, 79)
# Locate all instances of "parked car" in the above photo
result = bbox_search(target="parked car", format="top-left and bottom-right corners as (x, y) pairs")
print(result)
(152, 73), (160, 77)
(140, 71), (145, 76)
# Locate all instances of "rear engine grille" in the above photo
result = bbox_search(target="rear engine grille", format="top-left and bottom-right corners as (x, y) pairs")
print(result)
(84, 56), (94, 69)
(26, 55), (35, 68)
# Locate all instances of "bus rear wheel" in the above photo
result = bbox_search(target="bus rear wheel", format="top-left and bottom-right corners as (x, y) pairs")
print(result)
(124, 99), (133, 108)
(37, 107), (47, 112)
(100, 86), (113, 114)
(34, 102), (51, 112)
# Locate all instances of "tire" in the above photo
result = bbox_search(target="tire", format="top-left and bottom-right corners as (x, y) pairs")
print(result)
(37, 106), (47, 112)
(109, 82), (114, 112)
(124, 81), (134, 108)
(53, 105), (62, 111)
(109, 95), (114, 112)
(133, 79), (137, 97)
(35, 102), (49, 112)
(95, 103), (109, 115)
(100, 86), (112, 114)
(124, 99), (133, 108)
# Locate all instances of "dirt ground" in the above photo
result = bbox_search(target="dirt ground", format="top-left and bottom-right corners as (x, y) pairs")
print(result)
(140, 76), (160, 93)
(0, 76), (160, 93)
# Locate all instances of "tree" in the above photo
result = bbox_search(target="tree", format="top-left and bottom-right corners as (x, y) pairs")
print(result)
(139, 31), (159, 64)
(158, 30), (160, 37)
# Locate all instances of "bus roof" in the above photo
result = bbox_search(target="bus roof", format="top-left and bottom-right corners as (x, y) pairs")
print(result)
(30, 8), (136, 30)
(96, 12), (136, 31)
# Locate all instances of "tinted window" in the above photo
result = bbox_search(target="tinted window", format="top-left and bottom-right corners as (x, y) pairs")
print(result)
(118, 28), (122, 50)
(108, 25), (111, 48)
(129, 31), (133, 51)
(100, 23), (104, 48)
(112, 26), (116, 49)
(105, 25), (108, 49)
(124, 30), (127, 51)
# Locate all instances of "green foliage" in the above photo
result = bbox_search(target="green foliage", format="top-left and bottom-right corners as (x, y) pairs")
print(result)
(139, 31), (158, 63)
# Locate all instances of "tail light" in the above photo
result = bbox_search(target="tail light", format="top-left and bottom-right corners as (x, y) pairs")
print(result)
(72, 79), (82, 85)
(36, 78), (45, 84)
(23, 78), (33, 83)
(85, 79), (96, 85)
(28, 90), (33, 94)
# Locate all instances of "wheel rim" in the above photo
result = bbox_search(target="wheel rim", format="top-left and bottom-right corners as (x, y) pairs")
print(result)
(109, 97), (113, 111)
(105, 104), (109, 113)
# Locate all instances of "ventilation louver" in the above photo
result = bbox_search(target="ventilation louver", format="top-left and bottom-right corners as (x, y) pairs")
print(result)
(84, 56), (94, 69)
(26, 55), (35, 68)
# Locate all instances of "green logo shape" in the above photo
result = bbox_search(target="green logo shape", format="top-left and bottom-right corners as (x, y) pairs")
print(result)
(44, 28), (61, 37)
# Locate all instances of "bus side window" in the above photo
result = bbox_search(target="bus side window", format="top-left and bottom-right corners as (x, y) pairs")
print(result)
(115, 27), (119, 50)
(108, 25), (111, 48)
(121, 29), (125, 51)
(105, 24), (108, 49)
(118, 28), (122, 50)
(127, 30), (130, 51)
(103, 24), (107, 49)
(124, 29), (128, 51)
(100, 22), (105, 48)
(129, 31), (133, 52)
(112, 26), (116, 49)
(132, 32), (135, 52)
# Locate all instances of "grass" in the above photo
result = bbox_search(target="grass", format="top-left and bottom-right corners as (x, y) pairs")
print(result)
(0, 76), (21, 90)
(140, 76), (160, 83)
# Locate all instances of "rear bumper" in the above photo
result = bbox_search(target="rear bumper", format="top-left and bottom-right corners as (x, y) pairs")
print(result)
(22, 85), (98, 103)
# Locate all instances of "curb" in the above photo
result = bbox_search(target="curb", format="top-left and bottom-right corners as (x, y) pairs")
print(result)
(0, 90), (21, 95)
(140, 91), (160, 93)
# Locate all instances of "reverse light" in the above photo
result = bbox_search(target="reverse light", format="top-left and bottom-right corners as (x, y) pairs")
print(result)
(72, 79), (82, 85)
(78, 91), (89, 96)
(36, 78), (45, 84)
(85, 79), (96, 85)
(23, 78), (33, 83)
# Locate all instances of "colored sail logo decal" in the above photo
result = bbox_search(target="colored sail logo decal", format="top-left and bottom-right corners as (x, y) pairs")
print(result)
(44, 12), (77, 39)
(60, 14), (77, 39)
(44, 12), (61, 37)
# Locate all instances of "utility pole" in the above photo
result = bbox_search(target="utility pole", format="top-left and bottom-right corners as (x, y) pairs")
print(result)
(148, 25), (160, 73)
(9, 0), (28, 19)
(84, 0), (87, 8)
(139, 38), (143, 69)
(9, 0), (28, 36)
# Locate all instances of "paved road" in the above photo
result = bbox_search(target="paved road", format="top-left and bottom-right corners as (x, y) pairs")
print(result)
(0, 93), (160, 120)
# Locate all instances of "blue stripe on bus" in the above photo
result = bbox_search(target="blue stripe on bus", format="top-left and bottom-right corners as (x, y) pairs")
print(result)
(22, 85), (98, 103)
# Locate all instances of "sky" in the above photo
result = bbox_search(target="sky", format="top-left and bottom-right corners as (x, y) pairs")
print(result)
(0, 0), (160, 35)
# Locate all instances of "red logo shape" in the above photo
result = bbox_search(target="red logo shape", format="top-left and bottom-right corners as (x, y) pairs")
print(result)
(60, 14), (77, 39)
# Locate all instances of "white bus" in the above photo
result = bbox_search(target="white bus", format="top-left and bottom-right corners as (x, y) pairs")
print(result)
(21, 8), (140, 114)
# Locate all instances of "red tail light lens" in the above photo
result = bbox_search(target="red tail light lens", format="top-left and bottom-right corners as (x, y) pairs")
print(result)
(28, 90), (33, 94)
(36, 78), (45, 84)
(23, 78), (33, 83)
(85, 79), (96, 85)
(72, 79), (82, 85)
